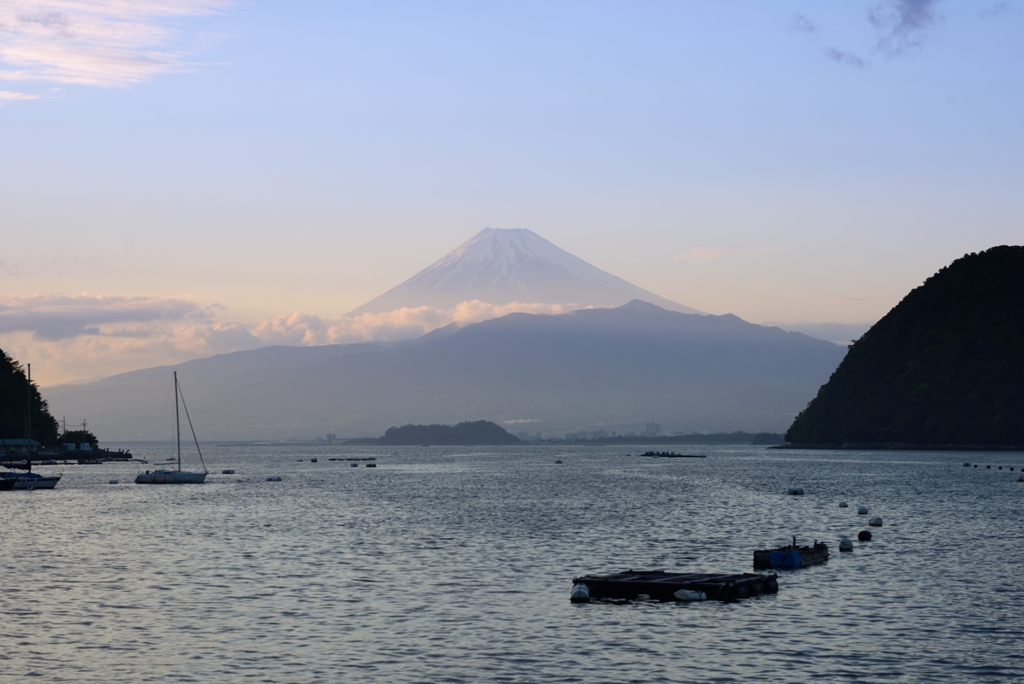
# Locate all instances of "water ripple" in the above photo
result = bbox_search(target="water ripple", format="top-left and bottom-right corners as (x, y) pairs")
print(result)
(2, 446), (1022, 682)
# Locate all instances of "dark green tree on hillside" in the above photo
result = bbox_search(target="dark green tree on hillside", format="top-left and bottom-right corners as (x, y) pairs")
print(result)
(0, 348), (60, 447)
(786, 246), (1024, 446)
(62, 430), (99, 449)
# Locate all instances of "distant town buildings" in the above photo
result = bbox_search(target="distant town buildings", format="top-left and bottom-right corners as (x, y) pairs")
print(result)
(644, 422), (662, 438)
(2, 438), (41, 454)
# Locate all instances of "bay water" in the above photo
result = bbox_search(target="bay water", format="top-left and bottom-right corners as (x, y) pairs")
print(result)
(2, 445), (1022, 682)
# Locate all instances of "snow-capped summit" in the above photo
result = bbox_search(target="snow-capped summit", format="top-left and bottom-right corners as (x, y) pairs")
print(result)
(349, 227), (701, 315)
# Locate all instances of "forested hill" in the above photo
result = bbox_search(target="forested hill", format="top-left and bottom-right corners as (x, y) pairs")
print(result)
(785, 246), (1024, 446)
(379, 420), (521, 445)
(0, 348), (60, 446)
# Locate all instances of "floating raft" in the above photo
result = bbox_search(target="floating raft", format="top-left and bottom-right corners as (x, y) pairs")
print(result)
(571, 570), (778, 602)
(753, 539), (828, 570)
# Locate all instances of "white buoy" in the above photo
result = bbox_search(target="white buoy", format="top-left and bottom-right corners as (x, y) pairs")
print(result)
(788, 487), (805, 495)
(570, 583), (590, 602)
(858, 506), (868, 514)
(869, 516), (883, 526)
(109, 479), (119, 485)
(266, 476), (282, 482)
(839, 537), (853, 552)
(839, 501), (848, 508)
(674, 589), (707, 602)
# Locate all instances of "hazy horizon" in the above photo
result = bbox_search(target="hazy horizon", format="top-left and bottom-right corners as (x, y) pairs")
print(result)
(2, 1), (1022, 385)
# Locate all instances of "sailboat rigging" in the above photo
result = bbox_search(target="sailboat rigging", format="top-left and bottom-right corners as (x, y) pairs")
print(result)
(135, 371), (208, 484)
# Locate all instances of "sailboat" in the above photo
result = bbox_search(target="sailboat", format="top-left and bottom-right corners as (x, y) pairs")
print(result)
(135, 371), (208, 484)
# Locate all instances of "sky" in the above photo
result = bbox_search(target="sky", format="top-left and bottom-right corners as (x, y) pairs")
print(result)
(1, 0), (1022, 385)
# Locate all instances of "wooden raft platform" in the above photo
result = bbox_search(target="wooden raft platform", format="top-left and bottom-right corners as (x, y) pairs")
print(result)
(571, 569), (778, 602)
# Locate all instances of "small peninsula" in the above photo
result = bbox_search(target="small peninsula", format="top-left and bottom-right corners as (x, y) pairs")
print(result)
(784, 246), (1024, 448)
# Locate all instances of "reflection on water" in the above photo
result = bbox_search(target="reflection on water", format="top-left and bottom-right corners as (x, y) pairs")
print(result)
(2, 446), (1023, 682)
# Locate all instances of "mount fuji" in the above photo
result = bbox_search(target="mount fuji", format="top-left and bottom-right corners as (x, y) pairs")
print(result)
(349, 227), (700, 315)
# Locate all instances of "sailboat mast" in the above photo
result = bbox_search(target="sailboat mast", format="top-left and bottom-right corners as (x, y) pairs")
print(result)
(27, 363), (32, 470)
(174, 371), (181, 471)
(26, 363), (31, 443)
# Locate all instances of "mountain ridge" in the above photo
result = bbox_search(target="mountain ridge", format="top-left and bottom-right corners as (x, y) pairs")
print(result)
(785, 246), (1024, 446)
(45, 301), (845, 441)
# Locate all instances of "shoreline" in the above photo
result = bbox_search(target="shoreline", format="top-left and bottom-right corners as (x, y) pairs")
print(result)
(774, 443), (1024, 452)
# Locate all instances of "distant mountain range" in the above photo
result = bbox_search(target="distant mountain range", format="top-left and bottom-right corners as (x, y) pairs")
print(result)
(349, 227), (701, 315)
(44, 301), (846, 441)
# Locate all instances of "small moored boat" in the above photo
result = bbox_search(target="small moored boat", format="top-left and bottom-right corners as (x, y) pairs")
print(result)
(753, 537), (829, 570)
(1, 471), (61, 490)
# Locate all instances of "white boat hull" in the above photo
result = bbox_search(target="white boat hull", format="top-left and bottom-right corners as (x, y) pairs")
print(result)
(9, 476), (61, 490)
(135, 470), (207, 484)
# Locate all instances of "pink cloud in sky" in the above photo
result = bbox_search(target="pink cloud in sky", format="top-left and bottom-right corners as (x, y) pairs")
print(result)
(0, 0), (233, 88)
(0, 294), (575, 385)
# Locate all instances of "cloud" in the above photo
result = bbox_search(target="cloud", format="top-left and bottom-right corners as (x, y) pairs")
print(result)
(0, 0), (233, 88)
(674, 247), (780, 263)
(251, 300), (572, 347)
(3, 295), (580, 385)
(0, 293), (213, 340)
(0, 89), (39, 100)
(868, 0), (942, 58)
(792, 0), (942, 68)
(824, 47), (867, 68)
(790, 14), (820, 35)
(675, 248), (725, 263)
(0, 294), (259, 384)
